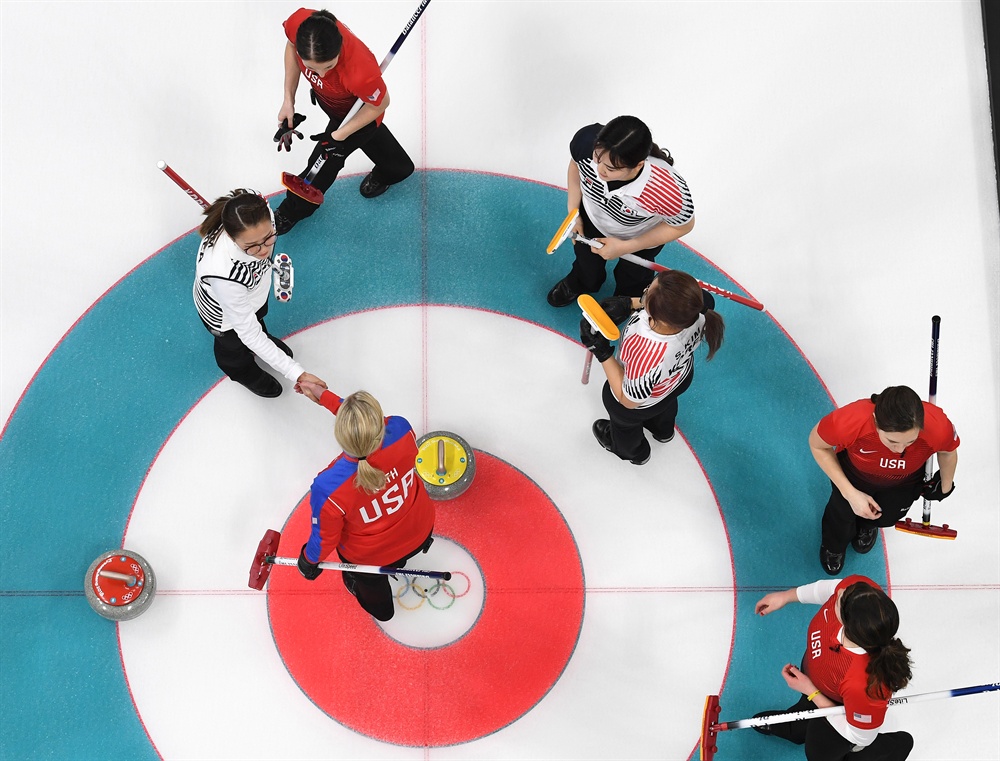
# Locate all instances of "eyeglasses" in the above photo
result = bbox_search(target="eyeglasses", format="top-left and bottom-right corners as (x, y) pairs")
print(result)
(241, 229), (277, 256)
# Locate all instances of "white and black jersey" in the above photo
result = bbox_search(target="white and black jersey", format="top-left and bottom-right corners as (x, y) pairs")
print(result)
(192, 232), (304, 381)
(571, 123), (694, 240)
(194, 236), (273, 332)
(617, 310), (705, 408)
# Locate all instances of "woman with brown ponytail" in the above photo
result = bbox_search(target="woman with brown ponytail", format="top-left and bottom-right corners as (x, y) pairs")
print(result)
(295, 383), (435, 622)
(752, 576), (914, 760)
(193, 189), (326, 398)
(580, 269), (724, 465)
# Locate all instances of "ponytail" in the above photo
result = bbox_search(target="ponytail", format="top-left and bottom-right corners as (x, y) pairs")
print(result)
(334, 391), (388, 494)
(648, 140), (674, 166)
(198, 189), (270, 247)
(701, 309), (724, 361)
(865, 639), (913, 698)
(644, 270), (725, 360)
(840, 582), (913, 698)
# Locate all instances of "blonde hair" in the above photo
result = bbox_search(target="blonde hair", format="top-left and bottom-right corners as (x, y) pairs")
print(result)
(334, 391), (387, 494)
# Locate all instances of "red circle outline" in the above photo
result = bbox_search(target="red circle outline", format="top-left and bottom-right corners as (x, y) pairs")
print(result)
(266, 452), (585, 746)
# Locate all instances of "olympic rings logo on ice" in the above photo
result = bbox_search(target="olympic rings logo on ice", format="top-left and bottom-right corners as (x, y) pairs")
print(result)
(394, 571), (471, 611)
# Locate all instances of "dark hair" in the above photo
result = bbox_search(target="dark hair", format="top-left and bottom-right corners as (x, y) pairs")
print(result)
(296, 10), (343, 63)
(870, 386), (924, 432)
(198, 189), (270, 246)
(643, 270), (724, 360)
(840, 583), (913, 698)
(595, 115), (673, 169)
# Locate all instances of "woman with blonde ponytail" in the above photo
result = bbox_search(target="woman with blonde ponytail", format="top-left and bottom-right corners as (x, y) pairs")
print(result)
(751, 576), (915, 760)
(295, 384), (435, 621)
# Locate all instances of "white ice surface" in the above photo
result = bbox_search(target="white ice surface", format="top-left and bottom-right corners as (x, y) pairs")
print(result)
(3, 2), (998, 759)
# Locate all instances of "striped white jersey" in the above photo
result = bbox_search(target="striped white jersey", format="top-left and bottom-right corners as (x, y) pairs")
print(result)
(192, 232), (304, 381)
(617, 311), (705, 408)
(194, 233), (271, 331)
(571, 124), (694, 240)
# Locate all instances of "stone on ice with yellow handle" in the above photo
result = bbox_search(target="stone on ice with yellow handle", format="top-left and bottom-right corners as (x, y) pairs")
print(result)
(415, 431), (476, 500)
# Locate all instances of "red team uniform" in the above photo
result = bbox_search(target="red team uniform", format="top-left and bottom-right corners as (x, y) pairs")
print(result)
(283, 9), (387, 120)
(304, 390), (434, 619)
(763, 576), (914, 760)
(817, 399), (959, 553)
(276, 8), (414, 226)
(802, 576), (890, 733)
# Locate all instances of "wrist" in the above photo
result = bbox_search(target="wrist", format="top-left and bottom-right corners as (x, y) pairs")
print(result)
(806, 689), (821, 702)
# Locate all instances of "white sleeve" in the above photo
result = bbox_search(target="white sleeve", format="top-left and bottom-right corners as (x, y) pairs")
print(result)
(795, 579), (841, 605)
(212, 279), (305, 381)
(825, 714), (879, 747)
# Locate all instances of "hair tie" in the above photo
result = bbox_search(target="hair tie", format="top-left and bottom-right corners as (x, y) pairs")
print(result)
(700, 304), (708, 315)
(357, 455), (366, 462)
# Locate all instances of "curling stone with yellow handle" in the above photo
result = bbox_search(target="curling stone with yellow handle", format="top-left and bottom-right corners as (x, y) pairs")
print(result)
(415, 431), (476, 500)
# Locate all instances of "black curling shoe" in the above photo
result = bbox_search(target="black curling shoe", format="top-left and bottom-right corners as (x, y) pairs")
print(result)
(359, 173), (389, 198)
(820, 545), (845, 575)
(546, 277), (579, 308)
(852, 526), (879, 554)
(241, 374), (282, 398)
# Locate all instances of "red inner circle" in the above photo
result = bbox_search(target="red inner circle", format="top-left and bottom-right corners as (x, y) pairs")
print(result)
(267, 452), (585, 746)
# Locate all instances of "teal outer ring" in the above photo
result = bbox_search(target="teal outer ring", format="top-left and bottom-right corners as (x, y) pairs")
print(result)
(0, 171), (886, 760)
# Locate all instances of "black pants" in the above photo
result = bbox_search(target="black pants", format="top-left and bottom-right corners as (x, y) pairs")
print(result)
(278, 103), (414, 223)
(601, 369), (694, 460)
(765, 695), (913, 761)
(206, 303), (289, 385)
(339, 531), (434, 622)
(565, 205), (662, 298)
(821, 452), (923, 553)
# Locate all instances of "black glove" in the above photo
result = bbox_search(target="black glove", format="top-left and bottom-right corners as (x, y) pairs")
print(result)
(274, 113), (306, 151)
(297, 544), (323, 580)
(921, 470), (955, 501)
(701, 289), (716, 313)
(599, 295), (634, 326)
(580, 318), (614, 363)
(310, 132), (349, 160)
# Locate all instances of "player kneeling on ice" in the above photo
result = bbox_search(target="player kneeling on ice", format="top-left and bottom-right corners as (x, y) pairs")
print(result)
(296, 382), (435, 621)
(193, 189), (326, 398)
(580, 269), (724, 465)
(752, 577), (914, 761)
(809, 386), (960, 575)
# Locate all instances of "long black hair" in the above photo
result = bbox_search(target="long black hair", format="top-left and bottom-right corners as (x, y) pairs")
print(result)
(595, 115), (673, 168)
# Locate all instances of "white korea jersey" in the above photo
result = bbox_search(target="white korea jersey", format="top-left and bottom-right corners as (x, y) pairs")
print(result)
(618, 311), (705, 408)
(192, 232), (303, 381)
(577, 156), (694, 240)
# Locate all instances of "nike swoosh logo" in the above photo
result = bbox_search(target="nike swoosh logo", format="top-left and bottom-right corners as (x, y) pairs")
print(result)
(859, 449), (877, 454)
